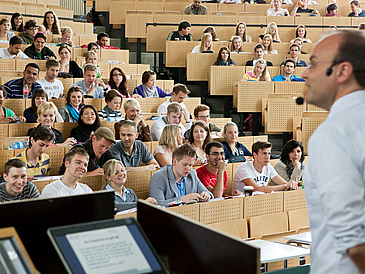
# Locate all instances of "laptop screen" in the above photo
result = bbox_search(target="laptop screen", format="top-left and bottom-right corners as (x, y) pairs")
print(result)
(48, 218), (167, 274)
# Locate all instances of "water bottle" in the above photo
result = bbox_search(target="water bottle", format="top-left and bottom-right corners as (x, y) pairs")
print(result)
(8, 141), (29, 150)
(23, 83), (29, 99)
(250, 0), (254, 4)
(96, 65), (101, 78)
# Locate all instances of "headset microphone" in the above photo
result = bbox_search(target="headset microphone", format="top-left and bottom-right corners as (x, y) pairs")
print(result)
(296, 97), (304, 105)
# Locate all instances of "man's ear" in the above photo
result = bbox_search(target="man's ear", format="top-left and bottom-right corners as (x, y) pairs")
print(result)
(3, 173), (7, 182)
(172, 158), (177, 166)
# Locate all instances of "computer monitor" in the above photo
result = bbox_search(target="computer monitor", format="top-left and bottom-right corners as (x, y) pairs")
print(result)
(137, 200), (260, 274)
(0, 191), (115, 274)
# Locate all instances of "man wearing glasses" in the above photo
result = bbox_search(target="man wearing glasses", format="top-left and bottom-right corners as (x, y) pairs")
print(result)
(190, 104), (221, 137)
(4, 63), (42, 98)
(197, 141), (243, 198)
(183, 0), (209, 15)
(20, 20), (39, 44)
(303, 30), (365, 274)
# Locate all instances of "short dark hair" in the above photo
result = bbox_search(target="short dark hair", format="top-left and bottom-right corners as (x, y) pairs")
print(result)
(254, 43), (264, 52)
(172, 83), (189, 95)
(34, 32), (46, 42)
(178, 20), (191, 31)
(24, 63), (40, 74)
(65, 147), (89, 164)
(0, 85), (6, 98)
(4, 159), (26, 175)
(119, 120), (137, 132)
(24, 19), (38, 30)
(205, 141), (223, 155)
(252, 141), (272, 156)
(141, 70), (156, 85)
(97, 32), (108, 41)
(28, 125), (55, 148)
(327, 3), (337, 13)
(289, 43), (300, 51)
(87, 42), (99, 51)
(284, 58), (296, 68)
(9, 36), (23, 46)
(280, 139), (304, 163)
(350, 0), (360, 7)
(104, 89), (122, 104)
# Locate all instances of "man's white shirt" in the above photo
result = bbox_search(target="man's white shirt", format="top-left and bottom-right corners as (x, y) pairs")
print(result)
(38, 77), (64, 99)
(0, 48), (28, 59)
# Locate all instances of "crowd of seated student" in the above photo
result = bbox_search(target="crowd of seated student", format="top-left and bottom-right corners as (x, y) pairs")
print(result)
(98, 89), (123, 122)
(71, 105), (101, 143)
(188, 121), (211, 166)
(27, 102), (76, 146)
(11, 13), (23, 32)
(58, 45), (83, 78)
(134, 70), (171, 98)
(0, 86), (26, 124)
(0, 19), (15, 42)
(214, 46), (236, 66)
(153, 124), (184, 167)
(192, 33), (213, 53)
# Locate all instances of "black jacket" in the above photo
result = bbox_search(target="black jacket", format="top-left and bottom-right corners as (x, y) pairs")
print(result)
(24, 44), (56, 60)
(58, 139), (115, 175)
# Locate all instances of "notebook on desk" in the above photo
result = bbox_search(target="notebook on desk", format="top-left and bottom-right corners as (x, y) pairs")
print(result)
(47, 218), (168, 274)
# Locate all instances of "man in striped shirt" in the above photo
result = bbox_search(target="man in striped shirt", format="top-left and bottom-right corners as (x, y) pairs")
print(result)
(12, 126), (55, 181)
(0, 159), (39, 202)
(4, 63), (42, 98)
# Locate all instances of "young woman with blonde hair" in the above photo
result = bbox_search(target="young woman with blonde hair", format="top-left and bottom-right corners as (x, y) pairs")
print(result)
(191, 33), (213, 53)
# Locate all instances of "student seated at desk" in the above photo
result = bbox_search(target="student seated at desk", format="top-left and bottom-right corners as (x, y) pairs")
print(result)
(59, 87), (85, 122)
(71, 105), (101, 143)
(214, 47), (236, 66)
(24, 88), (48, 123)
(188, 121), (211, 166)
(242, 59), (271, 81)
(245, 44), (273, 67)
(221, 122), (252, 163)
(0, 159), (40, 202)
(12, 126), (54, 181)
(274, 139), (305, 183)
(42, 147), (93, 198)
(0, 18), (14, 42)
(197, 141), (243, 198)
(167, 20), (193, 41)
(230, 36), (249, 54)
(51, 26), (74, 46)
(290, 25), (312, 44)
(192, 33), (213, 53)
(273, 59), (304, 82)
(38, 11), (60, 34)
(107, 67), (131, 98)
(11, 12), (23, 32)
(149, 143), (213, 206)
(261, 34), (278, 54)
(27, 102), (76, 146)
(233, 141), (298, 195)
(259, 22), (281, 43)
(133, 70), (171, 98)
(201, 26), (219, 41)
(235, 22), (252, 43)
(102, 159), (157, 211)
(98, 89), (123, 122)
(153, 124), (184, 167)
(58, 45), (83, 78)
(0, 86), (26, 124)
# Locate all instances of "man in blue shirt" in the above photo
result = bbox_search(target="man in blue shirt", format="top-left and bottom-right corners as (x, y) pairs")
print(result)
(4, 63), (42, 98)
(281, 44), (307, 67)
(273, 59), (305, 82)
(72, 64), (105, 98)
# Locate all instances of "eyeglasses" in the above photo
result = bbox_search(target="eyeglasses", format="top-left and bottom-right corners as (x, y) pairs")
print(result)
(112, 73), (123, 77)
(210, 152), (224, 156)
(197, 115), (210, 119)
(28, 28), (38, 31)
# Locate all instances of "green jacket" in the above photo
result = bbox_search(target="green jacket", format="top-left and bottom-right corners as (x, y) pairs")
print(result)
(21, 33), (33, 44)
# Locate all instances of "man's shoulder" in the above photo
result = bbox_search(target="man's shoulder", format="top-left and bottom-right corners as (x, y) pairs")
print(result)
(273, 75), (284, 81)
(134, 139), (148, 148)
(196, 164), (209, 175)
(151, 165), (171, 180)
(5, 77), (22, 86)
(76, 182), (93, 193)
(40, 153), (50, 163)
(73, 80), (83, 86)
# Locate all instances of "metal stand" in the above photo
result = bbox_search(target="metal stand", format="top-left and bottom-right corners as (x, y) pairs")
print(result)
(137, 38), (142, 64)
(120, 24), (126, 49)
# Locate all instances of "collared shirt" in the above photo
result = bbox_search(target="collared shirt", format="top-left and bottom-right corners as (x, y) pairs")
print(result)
(105, 184), (136, 202)
(109, 140), (154, 167)
(176, 177), (186, 197)
(272, 73), (304, 82)
(4, 78), (42, 99)
(12, 149), (50, 178)
(304, 90), (365, 274)
(72, 80), (105, 98)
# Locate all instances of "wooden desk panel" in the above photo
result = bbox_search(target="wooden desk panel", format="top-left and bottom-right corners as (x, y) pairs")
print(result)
(210, 66), (245, 95)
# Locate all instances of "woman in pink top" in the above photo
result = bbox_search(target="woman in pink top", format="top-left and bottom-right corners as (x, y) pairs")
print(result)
(241, 59), (271, 81)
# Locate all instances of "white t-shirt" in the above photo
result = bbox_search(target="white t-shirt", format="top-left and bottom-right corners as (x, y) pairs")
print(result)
(0, 47), (28, 59)
(267, 8), (288, 16)
(41, 179), (93, 198)
(191, 45), (201, 53)
(157, 100), (187, 116)
(38, 78), (64, 99)
(233, 161), (278, 195)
